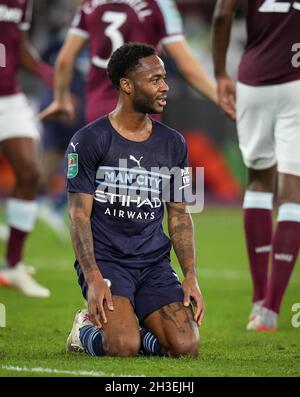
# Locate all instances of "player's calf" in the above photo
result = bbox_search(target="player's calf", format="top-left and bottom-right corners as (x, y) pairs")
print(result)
(68, 309), (141, 357)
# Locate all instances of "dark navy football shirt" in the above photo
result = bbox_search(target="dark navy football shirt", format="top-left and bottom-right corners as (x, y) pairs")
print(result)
(65, 116), (189, 269)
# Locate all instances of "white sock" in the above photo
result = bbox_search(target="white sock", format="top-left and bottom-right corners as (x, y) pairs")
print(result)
(243, 191), (273, 210)
(7, 198), (39, 232)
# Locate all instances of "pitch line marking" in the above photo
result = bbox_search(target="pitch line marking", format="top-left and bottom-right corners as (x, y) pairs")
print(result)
(1, 365), (145, 377)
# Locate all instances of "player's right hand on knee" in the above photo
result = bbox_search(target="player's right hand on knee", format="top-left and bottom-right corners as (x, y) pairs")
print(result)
(86, 275), (114, 329)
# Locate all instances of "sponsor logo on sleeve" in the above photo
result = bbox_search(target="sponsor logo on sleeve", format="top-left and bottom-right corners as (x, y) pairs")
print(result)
(67, 153), (78, 179)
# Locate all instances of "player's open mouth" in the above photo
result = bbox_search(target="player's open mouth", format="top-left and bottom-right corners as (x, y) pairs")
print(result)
(156, 96), (167, 107)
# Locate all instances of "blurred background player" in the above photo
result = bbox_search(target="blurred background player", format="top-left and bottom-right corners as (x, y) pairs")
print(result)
(39, 0), (217, 124)
(37, 28), (87, 237)
(212, 0), (300, 330)
(0, 0), (51, 297)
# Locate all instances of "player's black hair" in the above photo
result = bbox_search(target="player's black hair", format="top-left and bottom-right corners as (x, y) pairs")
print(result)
(107, 43), (156, 89)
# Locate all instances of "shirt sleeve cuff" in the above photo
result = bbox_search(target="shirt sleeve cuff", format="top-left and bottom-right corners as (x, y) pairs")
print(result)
(18, 22), (31, 31)
(160, 34), (184, 46)
(69, 27), (89, 39)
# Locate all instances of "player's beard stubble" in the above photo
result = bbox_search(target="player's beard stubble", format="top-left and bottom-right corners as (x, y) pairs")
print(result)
(132, 93), (162, 115)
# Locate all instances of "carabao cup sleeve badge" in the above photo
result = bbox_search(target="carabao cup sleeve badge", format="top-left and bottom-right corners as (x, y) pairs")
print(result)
(67, 153), (78, 178)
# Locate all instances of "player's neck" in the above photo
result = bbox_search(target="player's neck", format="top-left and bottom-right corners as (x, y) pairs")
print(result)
(109, 106), (152, 142)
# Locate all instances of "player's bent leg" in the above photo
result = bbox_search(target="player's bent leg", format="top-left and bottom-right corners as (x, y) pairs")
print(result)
(101, 296), (140, 357)
(68, 296), (140, 357)
(143, 302), (200, 358)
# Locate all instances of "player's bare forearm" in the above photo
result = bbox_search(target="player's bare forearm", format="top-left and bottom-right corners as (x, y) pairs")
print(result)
(212, 0), (240, 78)
(68, 192), (114, 326)
(181, 56), (217, 104)
(166, 202), (196, 278)
(54, 33), (86, 102)
(164, 40), (217, 103)
(68, 192), (100, 282)
(54, 53), (75, 102)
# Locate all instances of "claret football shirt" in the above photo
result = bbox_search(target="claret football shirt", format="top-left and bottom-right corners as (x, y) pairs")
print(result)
(69, 0), (184, 122)
(66, 116), (189, 268)
(238, 0), (300, 85)
(0, 0), (33, 96)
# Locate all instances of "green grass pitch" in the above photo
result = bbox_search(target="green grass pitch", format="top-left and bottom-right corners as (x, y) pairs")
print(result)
(0, 208), (299, 377)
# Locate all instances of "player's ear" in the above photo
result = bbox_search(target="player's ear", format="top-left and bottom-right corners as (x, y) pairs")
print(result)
(120, 78), (132, 95)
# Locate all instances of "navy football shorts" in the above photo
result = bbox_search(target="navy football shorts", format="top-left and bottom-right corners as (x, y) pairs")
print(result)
(75, 260), (184, 321)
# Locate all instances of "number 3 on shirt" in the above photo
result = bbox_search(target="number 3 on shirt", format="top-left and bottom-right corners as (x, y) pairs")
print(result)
(92, 11), (127, 69)
(259, 0), (300, 12)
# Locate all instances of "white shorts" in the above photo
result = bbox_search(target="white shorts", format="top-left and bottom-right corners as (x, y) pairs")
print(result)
(236, 80), (300, 177)
(0, 93), (39, 142)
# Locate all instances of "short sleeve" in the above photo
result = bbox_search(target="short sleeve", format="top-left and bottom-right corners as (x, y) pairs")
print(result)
(69, 4), (89, 39)
(18, 0), (33, 31)
(65, 127), (101, 195)
(155, 0), (184, 46)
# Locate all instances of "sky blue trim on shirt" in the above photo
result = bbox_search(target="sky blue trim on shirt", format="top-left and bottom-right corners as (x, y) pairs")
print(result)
(95, 181), (160, 194)
(97, 166), (172, 180)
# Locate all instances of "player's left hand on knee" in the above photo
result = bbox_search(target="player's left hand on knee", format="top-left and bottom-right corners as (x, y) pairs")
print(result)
(182, 274), (205, 327)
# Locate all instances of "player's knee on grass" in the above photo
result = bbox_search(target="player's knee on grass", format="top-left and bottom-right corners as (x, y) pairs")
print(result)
(103, 331), (140, 357)
(165, 328), (200, 358)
